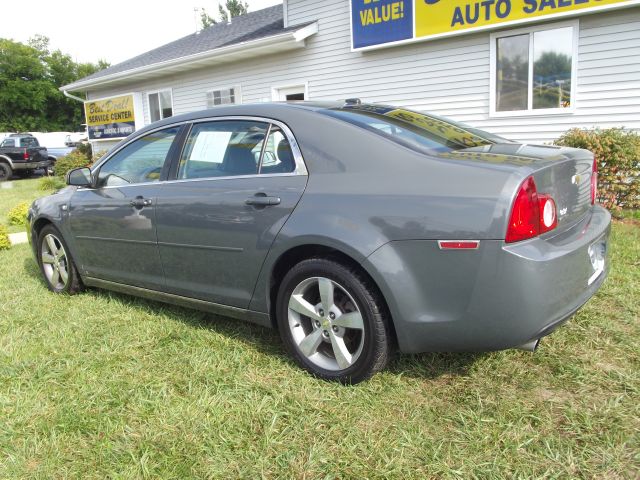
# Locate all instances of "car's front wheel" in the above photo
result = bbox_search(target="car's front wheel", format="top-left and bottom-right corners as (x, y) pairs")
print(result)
(276, 258), (392, 383)
(38, 225), (83, 294)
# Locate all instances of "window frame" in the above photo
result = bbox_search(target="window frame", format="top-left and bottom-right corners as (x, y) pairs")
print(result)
(206, 85), (242, 108)
(489, 20), (579, 118)
(147, 88), (174, 123)
(88, 116), (308, 188)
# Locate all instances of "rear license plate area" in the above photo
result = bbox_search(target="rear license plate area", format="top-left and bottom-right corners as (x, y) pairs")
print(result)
(587, 239), (606, 286)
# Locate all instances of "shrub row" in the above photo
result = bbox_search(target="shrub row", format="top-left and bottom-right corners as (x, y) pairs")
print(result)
(555, 128), (640, 211)
(8, 202), (29, 226)
(0, 225), (9, 250)
(53, 150), (92, 178)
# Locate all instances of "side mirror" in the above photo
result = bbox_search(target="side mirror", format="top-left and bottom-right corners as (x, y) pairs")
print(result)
(66, 167), (93, 187)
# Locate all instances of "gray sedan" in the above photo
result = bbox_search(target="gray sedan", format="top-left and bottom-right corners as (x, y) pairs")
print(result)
(27, 102), (610, 383)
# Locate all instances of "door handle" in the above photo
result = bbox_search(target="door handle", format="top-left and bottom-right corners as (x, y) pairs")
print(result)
(245, 194), (281, 207)
(130, 196), (152, 209)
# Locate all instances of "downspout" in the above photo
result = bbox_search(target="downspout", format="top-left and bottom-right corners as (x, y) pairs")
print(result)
(62, 90), (90, 148)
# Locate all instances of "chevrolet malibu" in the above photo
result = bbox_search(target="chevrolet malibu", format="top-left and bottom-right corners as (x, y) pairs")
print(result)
(28, 102), (610, 383)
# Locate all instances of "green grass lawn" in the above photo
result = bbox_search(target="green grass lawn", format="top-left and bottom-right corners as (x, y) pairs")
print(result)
(0, 188), (638, 478)
(0, 177), (54, 234)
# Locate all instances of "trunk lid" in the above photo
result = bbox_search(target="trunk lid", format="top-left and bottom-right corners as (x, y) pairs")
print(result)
(440, 143), (595, 232)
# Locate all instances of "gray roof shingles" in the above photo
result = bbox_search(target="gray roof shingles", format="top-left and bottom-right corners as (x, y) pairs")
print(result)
(79, 5), (299, 83)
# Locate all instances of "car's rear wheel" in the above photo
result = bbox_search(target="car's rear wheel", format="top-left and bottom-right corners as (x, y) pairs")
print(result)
(38, 225), (82, 294)
(276, 258), (392, 384)
(0, 163), (12, 182)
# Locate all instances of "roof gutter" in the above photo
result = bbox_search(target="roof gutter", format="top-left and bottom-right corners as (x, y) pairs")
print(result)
(61, 22), (319, 92)
(63, 90), (85, 103)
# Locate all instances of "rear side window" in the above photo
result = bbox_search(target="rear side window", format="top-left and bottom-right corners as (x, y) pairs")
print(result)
(20, 137), (38, 147)
(260, 126), (296, 174)
(321, 105), (494, 154)
(178, 121), (269, 179)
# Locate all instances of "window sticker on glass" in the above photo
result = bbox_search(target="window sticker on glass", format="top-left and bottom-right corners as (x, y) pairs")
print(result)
(189, 131), (233, 163)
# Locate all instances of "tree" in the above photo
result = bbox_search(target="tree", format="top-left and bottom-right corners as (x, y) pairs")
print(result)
(0, 36), (109, 131)
(200, 10), (216, 28)
(199, 0), (249, 28)
(533, 51), (571, 80)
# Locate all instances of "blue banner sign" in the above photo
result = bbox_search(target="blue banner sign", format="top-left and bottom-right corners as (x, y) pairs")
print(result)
(351, 0), (413, 49)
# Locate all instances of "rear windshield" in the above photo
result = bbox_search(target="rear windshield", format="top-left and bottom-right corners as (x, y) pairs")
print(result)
(320, 105), (500, 155)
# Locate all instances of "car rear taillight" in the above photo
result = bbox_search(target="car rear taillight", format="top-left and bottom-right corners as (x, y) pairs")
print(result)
(505, 176), (557, 243)
(591, 158), (598, 205)
(538, 194), (557, 234)
(23, 149), (29, 160)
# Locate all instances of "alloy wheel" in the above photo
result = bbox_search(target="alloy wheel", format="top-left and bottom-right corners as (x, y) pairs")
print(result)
(287, 276), (365, 371)
(40, 233), (70, 290)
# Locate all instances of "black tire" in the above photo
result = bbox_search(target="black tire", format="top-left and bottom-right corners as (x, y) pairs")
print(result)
(37, 225), (83, 294)
(0, 162), (12, 182)
(276, 257), (392, 384)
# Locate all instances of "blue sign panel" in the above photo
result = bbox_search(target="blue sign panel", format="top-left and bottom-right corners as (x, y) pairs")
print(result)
(351, 0), (413, 49)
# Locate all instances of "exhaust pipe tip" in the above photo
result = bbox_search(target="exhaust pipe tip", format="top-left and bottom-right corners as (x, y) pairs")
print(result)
(515, 338), (540, 352)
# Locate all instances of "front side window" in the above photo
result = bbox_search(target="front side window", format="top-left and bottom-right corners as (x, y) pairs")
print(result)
(96, 127), (179, 187)
(493, 25), (574, 114)
(1, 138), (15, 147)
(178, 121), (268, 179)
(148, 90), (173, 123)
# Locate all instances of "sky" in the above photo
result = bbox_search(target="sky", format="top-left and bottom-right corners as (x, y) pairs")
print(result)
(1, 0), (282, 65)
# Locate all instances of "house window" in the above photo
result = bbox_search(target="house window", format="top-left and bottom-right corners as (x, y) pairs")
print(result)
(491, 23), (576, 115)
(206, 87), (237, 108)
(148, 90), (173, 123)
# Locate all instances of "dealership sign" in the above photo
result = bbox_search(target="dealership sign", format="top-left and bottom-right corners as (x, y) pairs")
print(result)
(84, 94), (142, 140)
(351, 0), (639, 49)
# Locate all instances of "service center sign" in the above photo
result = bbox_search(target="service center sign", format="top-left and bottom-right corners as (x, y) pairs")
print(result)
(85, 94), (137, 140)
(352, 0), (638, 49)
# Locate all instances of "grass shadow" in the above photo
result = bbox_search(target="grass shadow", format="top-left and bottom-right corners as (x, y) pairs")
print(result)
(388, 351), (486, 381)
(23, 255), (50, 289)
(23, 255), (485, 381)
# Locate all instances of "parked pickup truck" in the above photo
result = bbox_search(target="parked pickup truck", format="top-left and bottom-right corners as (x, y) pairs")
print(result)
(0, 134), (50, 181)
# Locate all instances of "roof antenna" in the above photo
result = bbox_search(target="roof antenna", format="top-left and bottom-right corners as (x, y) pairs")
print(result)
(219, 1), (232, 24)
(194, 7), (201, 34)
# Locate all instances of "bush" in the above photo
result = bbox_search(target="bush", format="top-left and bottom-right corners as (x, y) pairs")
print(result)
(92, 150), (106, 162)
(75, 142), (92, 159)
(0, 225), (10, 250)
(39, 176), (66, 191)
(54, 150), (91, 178)
(7, 202), (29, 226)
(555, 128), (640, 211)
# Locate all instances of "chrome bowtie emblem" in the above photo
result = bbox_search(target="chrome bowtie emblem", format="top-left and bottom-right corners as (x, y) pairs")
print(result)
(571, 174), (582, 185)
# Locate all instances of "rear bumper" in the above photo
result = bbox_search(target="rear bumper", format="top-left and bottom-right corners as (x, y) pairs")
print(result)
(12, 160), (51, 170)
(363, 205), (611, 353)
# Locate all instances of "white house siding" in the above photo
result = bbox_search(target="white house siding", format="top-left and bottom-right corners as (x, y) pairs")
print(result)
(88, 0), (640, 147)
